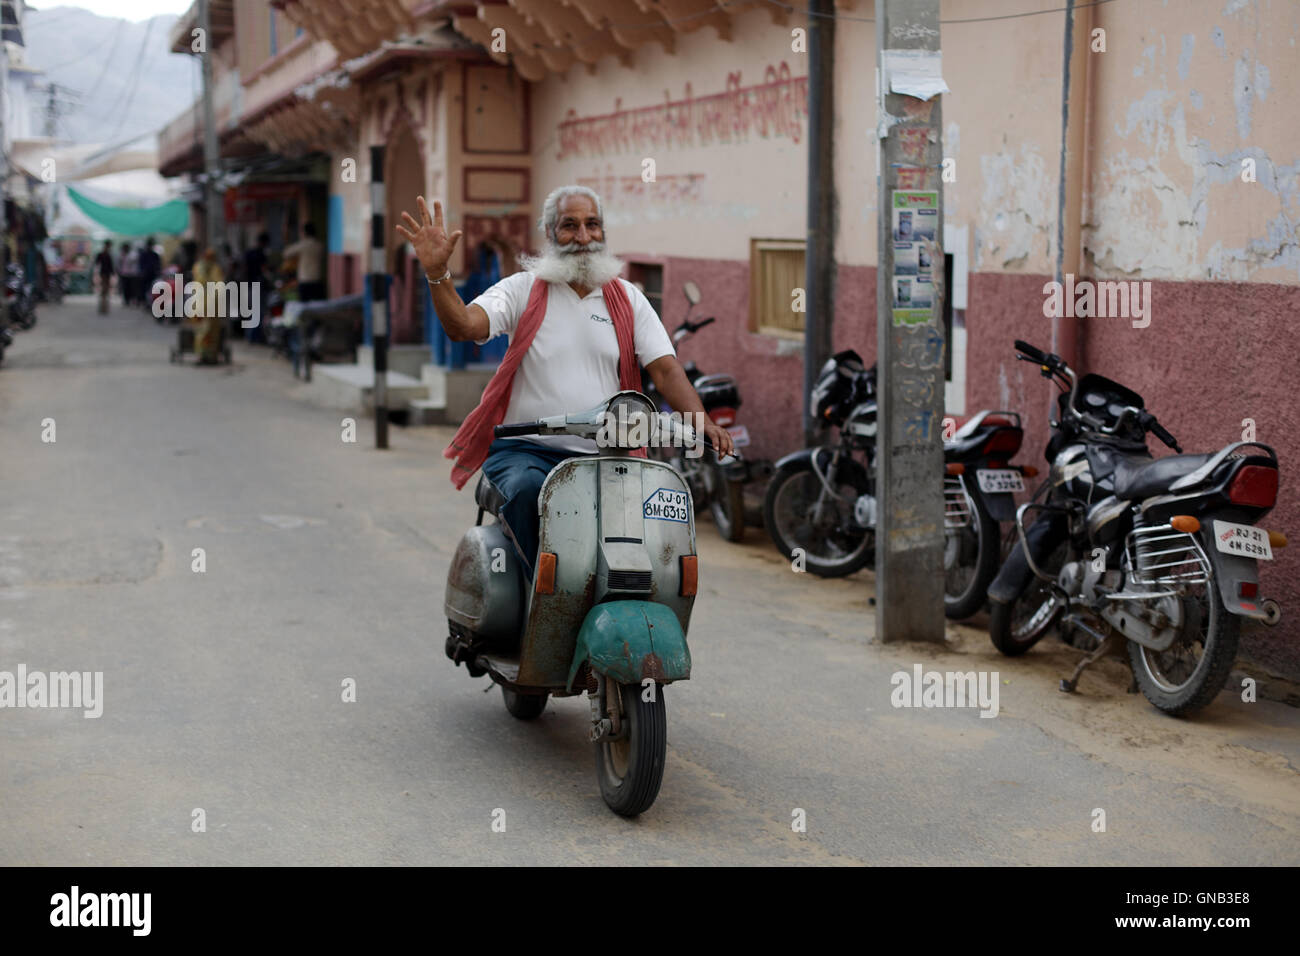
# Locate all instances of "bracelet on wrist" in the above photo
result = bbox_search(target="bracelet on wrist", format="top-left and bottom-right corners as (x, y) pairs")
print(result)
(426, 268), (452, 285)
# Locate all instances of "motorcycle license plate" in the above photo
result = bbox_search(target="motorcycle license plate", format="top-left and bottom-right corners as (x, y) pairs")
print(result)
(1212, 520), (1273, 560)
(726, 424), (750, 448)
(976, 469), (1025, 494)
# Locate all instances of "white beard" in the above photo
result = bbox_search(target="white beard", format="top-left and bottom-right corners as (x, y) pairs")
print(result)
(519, 241), (624, 290)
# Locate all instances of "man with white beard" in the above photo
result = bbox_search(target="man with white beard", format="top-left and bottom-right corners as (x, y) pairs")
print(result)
(397, 184), (735, 574)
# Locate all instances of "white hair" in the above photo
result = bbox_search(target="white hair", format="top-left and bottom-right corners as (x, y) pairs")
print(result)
(538, 184), (604, 241)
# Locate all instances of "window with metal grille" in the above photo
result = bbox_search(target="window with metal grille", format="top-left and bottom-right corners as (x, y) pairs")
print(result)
(750, 239), (805, 337)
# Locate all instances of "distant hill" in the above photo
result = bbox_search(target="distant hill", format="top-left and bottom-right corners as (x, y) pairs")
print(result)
(21, 5), (196, 148)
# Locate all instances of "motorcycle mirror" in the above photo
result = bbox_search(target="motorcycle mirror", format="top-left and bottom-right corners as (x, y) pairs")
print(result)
(683, 281), (701, 305)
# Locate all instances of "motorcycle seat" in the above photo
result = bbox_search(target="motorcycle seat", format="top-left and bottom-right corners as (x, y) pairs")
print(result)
(475, 474), (508, 516)
(1113, 452), (1215, 500)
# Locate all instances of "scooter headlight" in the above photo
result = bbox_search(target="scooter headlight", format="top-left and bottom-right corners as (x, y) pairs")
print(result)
(600, 393), (658, 449)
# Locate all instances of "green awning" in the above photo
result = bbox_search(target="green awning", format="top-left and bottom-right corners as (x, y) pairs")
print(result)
(66, 186), (189, 237)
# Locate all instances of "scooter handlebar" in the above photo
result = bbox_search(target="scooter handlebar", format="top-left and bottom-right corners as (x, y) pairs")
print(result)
(493, 421), (541, 438)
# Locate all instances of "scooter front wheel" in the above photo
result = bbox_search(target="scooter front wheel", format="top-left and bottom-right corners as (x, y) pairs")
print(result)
(596, 681), (666, 817)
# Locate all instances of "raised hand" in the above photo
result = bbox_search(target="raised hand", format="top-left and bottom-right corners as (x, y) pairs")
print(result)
(395, 196), (463, 279)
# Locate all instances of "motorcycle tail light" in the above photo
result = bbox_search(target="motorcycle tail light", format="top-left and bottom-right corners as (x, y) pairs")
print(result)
(1228, 465), (1278, 508)
(709, 407), (737, 427)
(534, 552), (556, 594)
(679, 555), (698, 597)
(982, 429), (1023, 455)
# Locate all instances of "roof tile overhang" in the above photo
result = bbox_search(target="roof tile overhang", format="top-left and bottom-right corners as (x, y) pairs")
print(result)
(273, 0), (847, 81)
(171, 0), (236, 55)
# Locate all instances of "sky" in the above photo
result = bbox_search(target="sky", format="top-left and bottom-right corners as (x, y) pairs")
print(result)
(27, 1), (194, 21)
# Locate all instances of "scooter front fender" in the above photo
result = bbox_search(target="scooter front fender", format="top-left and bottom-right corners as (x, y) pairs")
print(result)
(567, 601), (691, 690)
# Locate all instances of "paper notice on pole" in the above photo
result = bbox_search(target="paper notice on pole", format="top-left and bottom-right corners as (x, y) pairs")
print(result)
(892, 190), (939, 325)
(883, 50), (949, 101)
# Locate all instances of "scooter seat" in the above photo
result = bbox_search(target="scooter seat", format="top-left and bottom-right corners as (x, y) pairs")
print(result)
(1113, 452), (1215, 500)
(475, 474), (508, 516)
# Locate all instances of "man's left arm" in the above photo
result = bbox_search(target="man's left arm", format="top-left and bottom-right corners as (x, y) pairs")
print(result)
(645, 355), (736, 460)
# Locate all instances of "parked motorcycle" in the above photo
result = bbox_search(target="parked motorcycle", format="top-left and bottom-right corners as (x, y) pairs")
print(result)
(942, 411), (1037, 619)
(986, 340), (1285, 715)
(642, 281), (749, 541)
(5, 264), (37, 330)
(444, 391), (713, 816)
(764, 349), (878, 577)
(0, 311), (14, 364)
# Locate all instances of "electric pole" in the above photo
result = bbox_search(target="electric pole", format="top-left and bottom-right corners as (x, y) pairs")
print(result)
(874, 0), (947, 644)
(198, 0), (222, 251)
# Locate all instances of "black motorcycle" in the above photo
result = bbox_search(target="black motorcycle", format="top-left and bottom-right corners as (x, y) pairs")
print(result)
(763, 349), (878, 577)
(642, 281), (750, 542)
(5, 264), (37, 330)
(987, 340), (1284, 716)
(942, 411), (1036, 619)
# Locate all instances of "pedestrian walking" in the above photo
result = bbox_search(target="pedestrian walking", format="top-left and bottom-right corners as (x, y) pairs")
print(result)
(138, 237), (161, 314)
(284, 223), (325, 303)
(242, 232), (271, 343)
(118, 242), (140, 307)
(94, 241), (115, 315)
(192, 247), (225, 365)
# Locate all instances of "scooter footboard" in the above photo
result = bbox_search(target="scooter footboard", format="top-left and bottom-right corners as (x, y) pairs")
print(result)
(567, 601), (692, 691)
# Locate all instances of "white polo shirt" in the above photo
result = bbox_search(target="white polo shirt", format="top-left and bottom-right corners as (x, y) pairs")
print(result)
(471, 271), (675, 453)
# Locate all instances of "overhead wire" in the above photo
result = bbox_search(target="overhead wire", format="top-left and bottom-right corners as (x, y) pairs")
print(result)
(103, 14), (158, 144)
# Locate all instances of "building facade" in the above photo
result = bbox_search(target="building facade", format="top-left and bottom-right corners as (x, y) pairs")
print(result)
(157, 0), (1300, 679)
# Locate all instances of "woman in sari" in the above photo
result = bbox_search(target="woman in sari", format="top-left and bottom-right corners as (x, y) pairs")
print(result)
(192, 247), (225, 364)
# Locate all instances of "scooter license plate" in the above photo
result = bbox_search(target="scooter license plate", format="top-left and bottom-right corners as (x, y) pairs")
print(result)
(976, 469), (1024, 494)
(1212, 520), (1273, 560)
(726, 425), (750, 448)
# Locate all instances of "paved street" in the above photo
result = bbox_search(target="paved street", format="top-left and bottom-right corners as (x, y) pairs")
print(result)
(2, 297), (1298, 866)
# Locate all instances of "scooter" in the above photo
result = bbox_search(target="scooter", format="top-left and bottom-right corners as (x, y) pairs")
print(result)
(642, 281), (750, 541)
(444, 391), (709, 817)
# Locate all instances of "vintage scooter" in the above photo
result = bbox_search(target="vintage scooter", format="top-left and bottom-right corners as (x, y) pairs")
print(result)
(443, 391), (709, 817)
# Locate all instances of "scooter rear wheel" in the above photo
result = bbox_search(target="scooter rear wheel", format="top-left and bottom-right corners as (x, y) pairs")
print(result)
(501, 686), (547, 719)
(596, 681), (666, 817)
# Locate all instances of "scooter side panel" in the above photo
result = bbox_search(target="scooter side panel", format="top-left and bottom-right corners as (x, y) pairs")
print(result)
(516, 459), (601, 688)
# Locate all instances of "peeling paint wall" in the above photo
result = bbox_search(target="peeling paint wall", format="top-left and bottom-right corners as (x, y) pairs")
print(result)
(1086, 0), (1300, 281)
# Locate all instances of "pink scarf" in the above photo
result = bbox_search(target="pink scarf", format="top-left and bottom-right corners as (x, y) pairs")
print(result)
(444, 277), (646, 489)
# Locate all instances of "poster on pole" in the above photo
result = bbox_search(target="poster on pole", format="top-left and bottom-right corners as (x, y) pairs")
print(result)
(891, 190), (938, 326)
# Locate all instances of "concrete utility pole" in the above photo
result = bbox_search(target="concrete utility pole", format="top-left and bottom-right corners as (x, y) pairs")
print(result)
(369, 145), (389, 450)
(198, 0), (222, 251)
(874, 0), (946, 644)
(802, 0), (836, 445)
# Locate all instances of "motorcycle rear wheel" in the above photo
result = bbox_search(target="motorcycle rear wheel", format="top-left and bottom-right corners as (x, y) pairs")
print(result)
(1129, 578), (1239, 717)
(943, 493), (999, 619)
(596, 681), (667, 817)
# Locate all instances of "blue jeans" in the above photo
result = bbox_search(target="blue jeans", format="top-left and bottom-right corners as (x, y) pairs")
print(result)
(481, 438), (585, 575)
